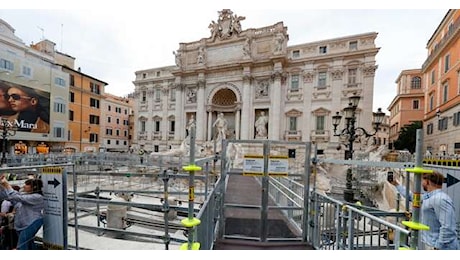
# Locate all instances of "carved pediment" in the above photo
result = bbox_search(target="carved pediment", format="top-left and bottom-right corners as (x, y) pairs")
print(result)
(285, 109), (303, 117)
(312, 107), (330, 116)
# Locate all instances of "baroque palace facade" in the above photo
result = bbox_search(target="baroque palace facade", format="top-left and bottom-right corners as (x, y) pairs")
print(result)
(132, 9), (380, 155)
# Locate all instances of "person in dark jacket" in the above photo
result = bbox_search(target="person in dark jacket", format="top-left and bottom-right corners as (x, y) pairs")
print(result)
(0, 176), (44, 250)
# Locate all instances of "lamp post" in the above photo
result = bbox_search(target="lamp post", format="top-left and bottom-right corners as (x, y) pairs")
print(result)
(332, 94), (385, 202)
(1, 118), (16, 167)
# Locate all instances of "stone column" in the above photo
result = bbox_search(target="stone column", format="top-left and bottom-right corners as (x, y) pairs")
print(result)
(235, 106), (241, 139)
(196, 78), (206, 142)
(207, 110), (213, 141)
(174, 83), (184, 140)
(241, 72), (252, 139)
(270, 70), (282, 140)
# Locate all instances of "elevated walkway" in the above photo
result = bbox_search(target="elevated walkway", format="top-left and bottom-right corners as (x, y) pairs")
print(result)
(213, 173), (313, 250)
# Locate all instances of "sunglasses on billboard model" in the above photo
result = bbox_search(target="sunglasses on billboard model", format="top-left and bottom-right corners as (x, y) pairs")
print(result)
(4, 93), (33, 101)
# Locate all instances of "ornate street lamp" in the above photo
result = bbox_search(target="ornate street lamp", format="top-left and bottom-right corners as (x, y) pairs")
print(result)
(0, 118), (16, 167)
(332, 95), (385, 202)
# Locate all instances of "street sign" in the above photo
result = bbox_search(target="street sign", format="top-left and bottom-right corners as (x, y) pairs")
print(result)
(41, 166), (67, 249)
(268, 156), (288, 177)
(243, 155), (264, 176)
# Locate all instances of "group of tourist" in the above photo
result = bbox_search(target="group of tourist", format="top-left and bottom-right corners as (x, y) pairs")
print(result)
(0, 174), (44, 250)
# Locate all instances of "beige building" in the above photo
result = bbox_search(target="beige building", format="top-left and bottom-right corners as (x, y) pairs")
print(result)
(0, 19), (69, 154)
(132, 9), (381, 155)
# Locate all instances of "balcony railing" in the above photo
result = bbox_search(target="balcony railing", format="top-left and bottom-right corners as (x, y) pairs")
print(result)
(284, 130), (301, 141)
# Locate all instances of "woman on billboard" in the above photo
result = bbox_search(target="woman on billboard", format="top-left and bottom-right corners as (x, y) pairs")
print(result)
(6, 85), (49, 133)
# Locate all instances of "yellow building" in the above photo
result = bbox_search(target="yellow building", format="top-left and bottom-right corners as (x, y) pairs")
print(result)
(422, 9), (460, 156)
(387, 69), (425, 149)
(64, 67), (107, 153)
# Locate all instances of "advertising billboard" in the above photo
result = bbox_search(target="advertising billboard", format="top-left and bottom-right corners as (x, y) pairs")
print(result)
(0, 80), (50, 133)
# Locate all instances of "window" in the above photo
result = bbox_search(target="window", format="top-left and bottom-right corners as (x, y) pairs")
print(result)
(55, 77), (66, 87)
(154, 145), (159, 152)
(89, 115), (100, 124)
(292, 50), (300, 58)
(90, 98), (100, 108)
(444, 54), (450, 73)
(116, 130), (120, 136)
(69, 92), (74, 102)
(142, 91), (147, 102)
(90, 82), (100, 94)
(53, 127), (65, 138)
(106, 129), (113, 135)
(90, 133), (98, 143)
(156, 71), (160, 77)
(458, 71), (460, 94)
(411, 77), (421, 89)
(141, 121), (146, 132)
(170, 89), (176, 101)
(169, 120), (175, 132)
(108, 105), (111, 111)
(438, 117), (448, 131)
(116, 140), (119, 145)
(429, 94), (434, 111)
(443, 83), (448, 103)
(142, 73), (147, 79)
(53, 101), (66, 113)
(22, 66), (32, 77)
(318, 72), (327, 88)
(155, 121), (160, 132)
(431, 70), (435, 84)
(0, 58), (14, 71)
(348, 68), (357, 84)
(289, 117), (297, 131)
(107, 117), (111, 123)
(155, 89), (161, 102)
(453, 111), (460, 126)
(70, 75), (75, 86)
(316, 116), (325, 133)
(427, 123), (433, 135)
(349, 41), (357, 50)
(412, 99), (420, 110)
(319, 46), (327, 54)
(124, 130), (128, 137)
(116, 118), (120, 124)
(107, 140), (111, 145)
(290, 74), (299, 92)
(69, 110), (74, 121)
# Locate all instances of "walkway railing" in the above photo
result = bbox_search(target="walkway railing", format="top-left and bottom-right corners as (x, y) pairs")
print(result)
(267, 175), (411, 250)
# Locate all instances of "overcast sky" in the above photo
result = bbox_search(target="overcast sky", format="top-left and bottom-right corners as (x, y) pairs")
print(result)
(0, 1), (451, 113)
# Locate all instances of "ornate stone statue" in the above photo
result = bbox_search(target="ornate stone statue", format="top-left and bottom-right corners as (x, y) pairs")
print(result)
(186, 89), (196, 103)
(213, 112), (228, 140)
(197, 46), (205, 64)
(209, 9), (245, 41)
(243, 38), (251, 58)
(255, 111), (268, 138)
(173, 51), (181, 67)
(186, 115), (195, 137)
(274, 33), (284, 53)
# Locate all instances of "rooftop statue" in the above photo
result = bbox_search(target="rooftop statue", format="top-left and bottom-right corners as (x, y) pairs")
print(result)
(208, 9), (245, 41)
